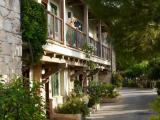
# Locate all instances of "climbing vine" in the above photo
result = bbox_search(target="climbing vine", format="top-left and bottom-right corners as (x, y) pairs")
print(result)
(82, 43), (97, 70)
(21, 0), (47, 65)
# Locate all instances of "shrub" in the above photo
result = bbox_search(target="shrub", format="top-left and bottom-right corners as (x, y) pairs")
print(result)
(56, 94), (89, 116)
(123, 79), (138, 88)
(74, 80), (83, 95)
(148, 58), (160, 80)
(87, 81), (119, 107)
(150, 97), (160, 120)
(105, 84), (119, 98)
(0, 77), (46, 120)
(112, 73), (123, 88)
(87, 81), (103, 107)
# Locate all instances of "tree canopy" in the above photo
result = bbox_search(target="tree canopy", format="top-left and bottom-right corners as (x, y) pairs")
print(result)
(85, 0), (160, 69)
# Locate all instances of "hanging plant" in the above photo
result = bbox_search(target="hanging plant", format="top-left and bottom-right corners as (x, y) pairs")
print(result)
(21, 0), (47, 65)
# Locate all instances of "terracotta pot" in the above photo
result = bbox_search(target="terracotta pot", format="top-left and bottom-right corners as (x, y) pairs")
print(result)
(101, 96), (121, 103)
(52, 113), (82, 120)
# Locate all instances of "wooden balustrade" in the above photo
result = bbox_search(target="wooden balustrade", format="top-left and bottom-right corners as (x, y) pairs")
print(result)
(66, 23), (87, 49)
(47, 11), (63, 43)
(47, 12), (111, 61)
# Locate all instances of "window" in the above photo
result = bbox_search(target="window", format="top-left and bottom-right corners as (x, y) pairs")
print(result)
(51, 72), (60, 96)
(49, 2), (60, 40)
(50, 2), (57, 15)
(68, 12), (72, 18)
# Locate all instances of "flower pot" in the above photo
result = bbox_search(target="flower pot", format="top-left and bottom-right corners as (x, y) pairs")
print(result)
(52, 113), (82, 120)
(101, 96), (121, 103)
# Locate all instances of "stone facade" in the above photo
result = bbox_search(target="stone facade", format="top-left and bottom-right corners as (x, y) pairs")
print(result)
(0, 0), (22, 79)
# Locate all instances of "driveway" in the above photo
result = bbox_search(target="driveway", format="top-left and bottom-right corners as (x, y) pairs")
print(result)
(86, 88), (157, 120)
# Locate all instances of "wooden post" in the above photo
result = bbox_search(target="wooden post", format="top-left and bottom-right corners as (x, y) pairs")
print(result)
(84, 5), (89, 43)
(98, 20), (102, 58)
(61, 0), (66, 45)
(33, 65), (42, 82)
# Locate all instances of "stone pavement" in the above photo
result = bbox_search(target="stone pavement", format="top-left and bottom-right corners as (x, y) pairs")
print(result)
(86, 88), (157, 120)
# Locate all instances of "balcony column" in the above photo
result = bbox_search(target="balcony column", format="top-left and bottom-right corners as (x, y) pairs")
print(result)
(98, 20), (103, 58)
(61, 0), (66, 45)
(84, 5), (89, 43)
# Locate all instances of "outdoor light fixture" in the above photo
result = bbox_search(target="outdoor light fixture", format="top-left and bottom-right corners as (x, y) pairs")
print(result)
(41, 68), (45, 75)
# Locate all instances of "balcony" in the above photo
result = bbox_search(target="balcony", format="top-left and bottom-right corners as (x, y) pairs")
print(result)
(47, 11), (63, 43)
(46, 12), (111, 61)
(66, 23), (87, 49)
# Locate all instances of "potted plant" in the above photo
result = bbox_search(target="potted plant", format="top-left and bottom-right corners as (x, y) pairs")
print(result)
(100, 83), (120, 103)
(54, 93), (89, 120)
(87, 81), (103, 112)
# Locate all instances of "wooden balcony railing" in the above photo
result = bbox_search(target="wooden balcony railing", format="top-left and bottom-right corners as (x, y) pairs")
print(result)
(47, 11), (63, 43)
(66, 23), (87, 49)
(102, 44), (111, 60)
(89, 37), (111, 60)
(47, 14), (111, 61)
(89, 37), (100, 58)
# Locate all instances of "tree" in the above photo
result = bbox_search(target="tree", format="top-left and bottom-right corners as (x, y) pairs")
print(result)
(85, 0), (160, 69)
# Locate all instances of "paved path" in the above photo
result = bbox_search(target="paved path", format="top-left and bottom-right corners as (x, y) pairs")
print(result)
(86, 88), (157, 120)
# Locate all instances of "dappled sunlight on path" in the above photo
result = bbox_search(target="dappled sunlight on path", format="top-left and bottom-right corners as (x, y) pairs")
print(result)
(86, 88), (157, 120)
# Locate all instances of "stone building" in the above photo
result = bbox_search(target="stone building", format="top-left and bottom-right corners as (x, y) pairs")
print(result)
(0, 0), (22, 80)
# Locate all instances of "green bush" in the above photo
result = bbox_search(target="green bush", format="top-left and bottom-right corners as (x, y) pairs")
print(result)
(148, 58), (160, 80)
(150, 97), (160, 120)
(0, 77), (46, 120)
(87, 81), (103, 107)
(112, 73), (123, 88)
(124, 61), (149, 78)
(123, 79), (138, 88)
(22, 0), (47, 64)
(56, 94), (89, 116)
(87, 81), (119, 107)
(74, 80), (83, 95)
(105, 84), (119, 98)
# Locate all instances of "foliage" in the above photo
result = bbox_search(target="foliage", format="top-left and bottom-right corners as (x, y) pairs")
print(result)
(148, 58), (160, 80)
(112, 73), (123, 88)
(82, 43), (97, 70)
(123, 79), (138, 88)
(124, 61), (149, 78)
(100, 83), (118, 98)
(22, 0), (47, 65)
(56, 93), (89, 116)
(87, 81), (102, 107)
(87, 81), (118, 107)
(150, 97), (160, 120)
(85, 0), (160, 69)
(74, 80), (83, 95)
(105, 84), (119, 98)
(0, 77), (46, 120)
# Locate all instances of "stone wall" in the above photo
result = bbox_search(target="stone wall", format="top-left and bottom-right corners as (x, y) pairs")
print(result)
(0, 0), (22, 79)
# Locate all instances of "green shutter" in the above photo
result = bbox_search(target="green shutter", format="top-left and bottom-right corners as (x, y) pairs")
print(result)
(51, 73), (59, 96)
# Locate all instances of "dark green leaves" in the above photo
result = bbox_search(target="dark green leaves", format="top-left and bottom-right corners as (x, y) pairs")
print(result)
(85, 0), (160, 69)
(0, 77), (46, 120)
(22, 0), (47, 65)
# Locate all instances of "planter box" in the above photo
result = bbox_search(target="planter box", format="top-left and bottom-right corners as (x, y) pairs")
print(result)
(101, 96), (121, 103)
(52, 113), (82, 120)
